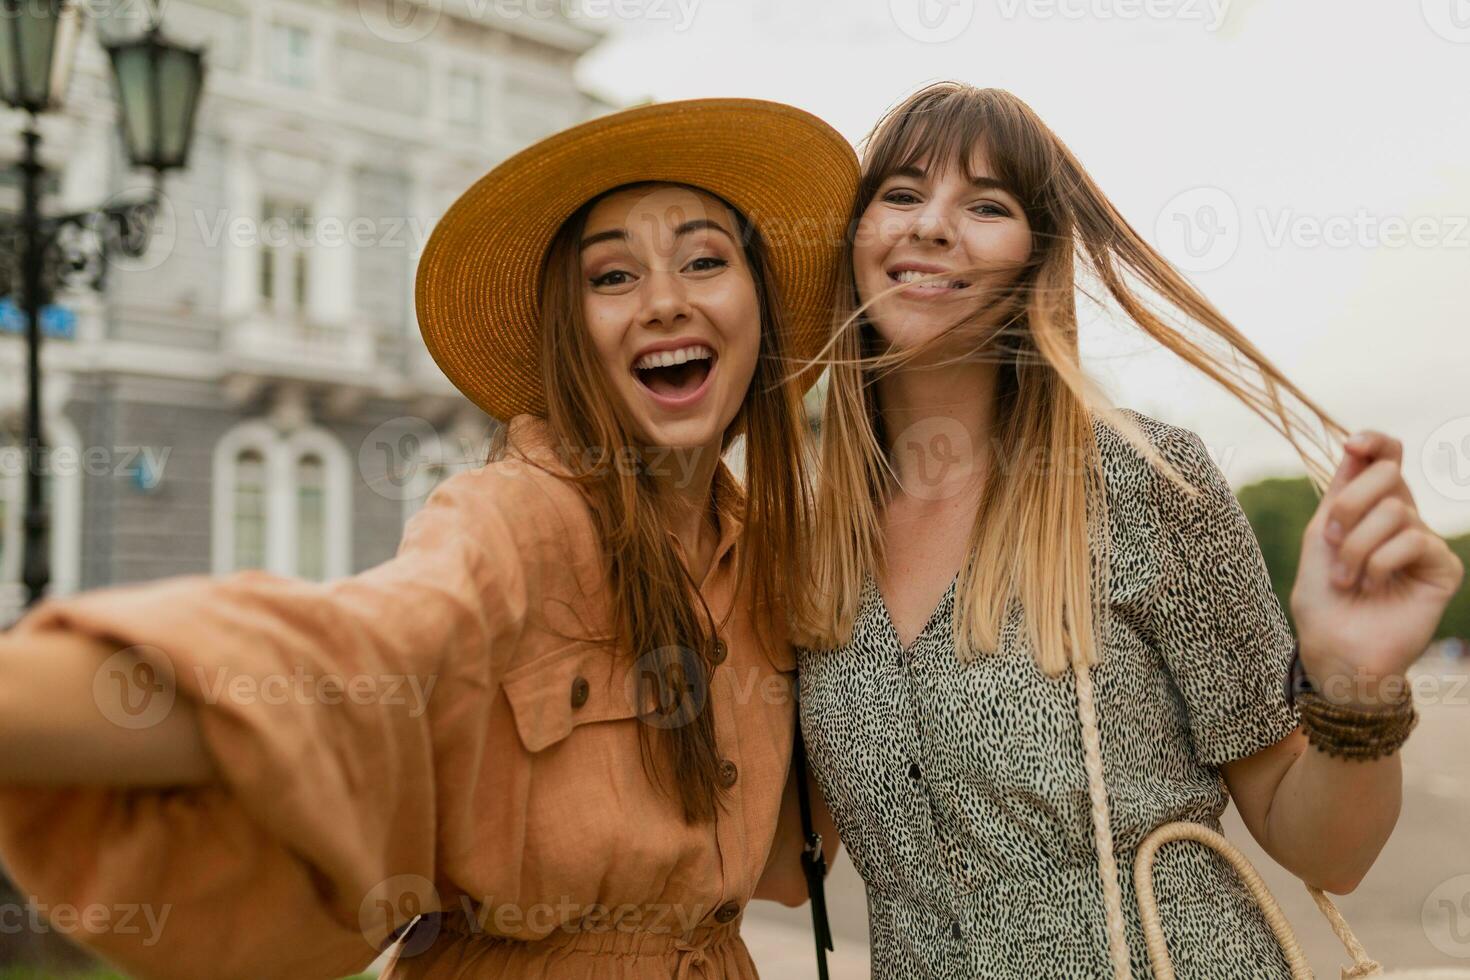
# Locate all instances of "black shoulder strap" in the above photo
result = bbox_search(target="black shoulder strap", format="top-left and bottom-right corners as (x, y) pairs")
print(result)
(793, 710), (833, 979)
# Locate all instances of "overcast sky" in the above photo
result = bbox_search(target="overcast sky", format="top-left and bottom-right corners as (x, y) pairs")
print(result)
(573, 0), (1470, 534)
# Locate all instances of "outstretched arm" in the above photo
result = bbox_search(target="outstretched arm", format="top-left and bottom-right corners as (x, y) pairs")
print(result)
(0, 629), (217, 786)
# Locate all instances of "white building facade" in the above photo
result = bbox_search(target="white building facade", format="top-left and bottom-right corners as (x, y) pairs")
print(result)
(0, 0), (609, 624)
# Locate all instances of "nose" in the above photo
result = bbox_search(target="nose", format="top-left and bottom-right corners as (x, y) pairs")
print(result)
(910, 202), (955, 248)
(637, 269), (692, 331)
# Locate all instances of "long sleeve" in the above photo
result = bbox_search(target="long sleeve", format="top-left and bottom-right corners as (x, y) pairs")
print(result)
(0, 467), (528, 980)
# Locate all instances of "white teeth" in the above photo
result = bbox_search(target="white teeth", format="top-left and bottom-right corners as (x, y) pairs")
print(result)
(633, 344), (714, 371)
(893, 269), (964, 288)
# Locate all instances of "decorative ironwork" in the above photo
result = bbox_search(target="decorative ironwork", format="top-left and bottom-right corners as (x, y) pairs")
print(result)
(0, 188), (159, 305)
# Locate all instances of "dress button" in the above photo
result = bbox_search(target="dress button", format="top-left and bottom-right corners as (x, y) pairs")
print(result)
(714, 900), (740, 923)
(908, 762), (921, 780)
(712, 638), (728, 664)
(718, 759), (739, 787)
(570, 676), (590, 708)
(951, 920), (962, 940)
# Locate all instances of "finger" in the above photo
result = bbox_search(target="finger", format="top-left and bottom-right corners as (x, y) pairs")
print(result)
(1334, 497), (1415, 588)
(1324, 458), (1416, 545)
(1343, 430), (1404, 465)
(1324, 443), (1372, 498)
(1361, 527), (1435, 591)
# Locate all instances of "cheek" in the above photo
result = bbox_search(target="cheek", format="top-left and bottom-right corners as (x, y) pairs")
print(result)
(966, 222), (1032, 271)
(580, 300), (632, 381)
(724, 290), (762, 381)
(853, 211), (899, 296)
(854, 207), (905, 263)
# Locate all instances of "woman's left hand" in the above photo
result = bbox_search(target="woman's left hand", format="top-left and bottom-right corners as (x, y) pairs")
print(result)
(1290, 430), (1465, 708)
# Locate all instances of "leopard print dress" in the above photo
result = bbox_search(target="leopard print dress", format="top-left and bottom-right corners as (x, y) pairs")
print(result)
(798, 409), (1303, 979)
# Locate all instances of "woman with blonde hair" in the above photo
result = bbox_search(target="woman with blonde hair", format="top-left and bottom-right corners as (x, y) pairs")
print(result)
(797, 82), (1462, 978)
(0, 98), (851, 979)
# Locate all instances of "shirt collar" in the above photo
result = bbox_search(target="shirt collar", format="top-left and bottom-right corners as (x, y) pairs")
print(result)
(505, 414), (745, 581)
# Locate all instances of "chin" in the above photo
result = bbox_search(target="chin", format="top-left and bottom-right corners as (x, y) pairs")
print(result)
(870, 314), (955, 353)
(636, 416), (726, 453)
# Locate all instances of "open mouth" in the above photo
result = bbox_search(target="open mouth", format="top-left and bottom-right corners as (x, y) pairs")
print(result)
(632, 343), (716, 403)
(890, 268), (971, 291)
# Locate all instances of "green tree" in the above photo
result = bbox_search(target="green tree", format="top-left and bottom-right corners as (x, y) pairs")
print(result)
(1236, 476), (1319, 632)
(1236, 475), (1469, 641)
(1439, 533), (1470, 641)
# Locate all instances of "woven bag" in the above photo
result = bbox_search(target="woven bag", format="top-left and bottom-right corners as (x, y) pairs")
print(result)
(1068, 642), (1470, 980)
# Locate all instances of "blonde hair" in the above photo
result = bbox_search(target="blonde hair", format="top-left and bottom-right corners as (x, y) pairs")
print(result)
(802, 83), (1345, 677)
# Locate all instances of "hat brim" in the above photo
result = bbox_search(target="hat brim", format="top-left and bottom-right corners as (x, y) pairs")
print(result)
(414, 98), (858, 423)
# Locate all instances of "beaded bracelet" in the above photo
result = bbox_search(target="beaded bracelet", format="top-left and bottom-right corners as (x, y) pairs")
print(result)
(1297, 691), (1418, 761)
(1284, 641), (1419, 762)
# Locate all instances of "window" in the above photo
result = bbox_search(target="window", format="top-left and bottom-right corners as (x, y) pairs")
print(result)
(448, 69), (482, 129)
(260, 197), (310, 317)
(295, 454), (325, 581)
(232, 448), (267, 571)
(214, 422), (351, 580)
(270, 22), (312, 89)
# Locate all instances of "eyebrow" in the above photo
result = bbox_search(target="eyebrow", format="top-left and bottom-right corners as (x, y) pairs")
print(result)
(580, 218), (735, 250)
(887, 164), (1014, 195)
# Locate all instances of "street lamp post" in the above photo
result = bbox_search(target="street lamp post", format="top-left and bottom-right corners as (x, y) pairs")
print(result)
(0, 0), (205, 613)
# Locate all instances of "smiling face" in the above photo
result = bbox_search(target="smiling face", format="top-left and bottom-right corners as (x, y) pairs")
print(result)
(853, 150), (1033, 356)
(577, 184), (761, 451)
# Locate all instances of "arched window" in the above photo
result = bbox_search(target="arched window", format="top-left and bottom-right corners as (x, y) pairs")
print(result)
(214, 421), (351, 580)
(232, 447), (268, 571)
(295, 453), (326, 581)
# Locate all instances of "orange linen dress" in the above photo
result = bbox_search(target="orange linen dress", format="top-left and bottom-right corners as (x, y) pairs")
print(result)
(0, 415), (805, 980)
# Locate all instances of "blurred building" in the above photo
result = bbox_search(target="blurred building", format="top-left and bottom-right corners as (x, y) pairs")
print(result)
(0, 0), (610, 624)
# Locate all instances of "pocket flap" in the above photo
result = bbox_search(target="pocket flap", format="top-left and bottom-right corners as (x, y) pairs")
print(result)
(501, 644), (640, 752)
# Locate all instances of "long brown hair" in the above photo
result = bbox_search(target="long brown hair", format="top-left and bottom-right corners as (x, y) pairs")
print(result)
(804, 82), (1346, 677)
(495, 182), (815, 823)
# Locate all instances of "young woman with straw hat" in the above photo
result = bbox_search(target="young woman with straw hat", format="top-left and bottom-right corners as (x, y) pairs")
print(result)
(0, 98), (855, 980)
(795, 82), (1464, 979)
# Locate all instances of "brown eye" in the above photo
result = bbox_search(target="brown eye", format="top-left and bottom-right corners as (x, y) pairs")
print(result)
(591, 270), (632, 287)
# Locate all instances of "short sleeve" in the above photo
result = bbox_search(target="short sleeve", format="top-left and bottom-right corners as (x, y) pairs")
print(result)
(0, 467), (527, 980)
(1147, 425), (1301, 768)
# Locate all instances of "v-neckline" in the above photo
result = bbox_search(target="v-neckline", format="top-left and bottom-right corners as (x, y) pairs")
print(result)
(869, 570), (960, 658)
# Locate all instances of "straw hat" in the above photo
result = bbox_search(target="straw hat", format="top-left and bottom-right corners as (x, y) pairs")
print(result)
(413, 98), (858, 423)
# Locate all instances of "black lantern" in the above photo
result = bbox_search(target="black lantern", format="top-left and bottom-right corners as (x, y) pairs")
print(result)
(0, 0), (206, 616)
(0, 0), (84, 114)
(104, 23), (206, 174)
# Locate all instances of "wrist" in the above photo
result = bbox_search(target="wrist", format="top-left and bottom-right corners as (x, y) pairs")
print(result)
(1301, 653), (1411, 714)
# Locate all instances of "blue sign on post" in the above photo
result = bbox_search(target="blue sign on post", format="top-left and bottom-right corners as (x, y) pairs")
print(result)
(0, 296), (77, 339)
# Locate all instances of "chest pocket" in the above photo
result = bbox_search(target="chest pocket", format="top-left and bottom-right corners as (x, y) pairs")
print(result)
(501, 642), (641, 753)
